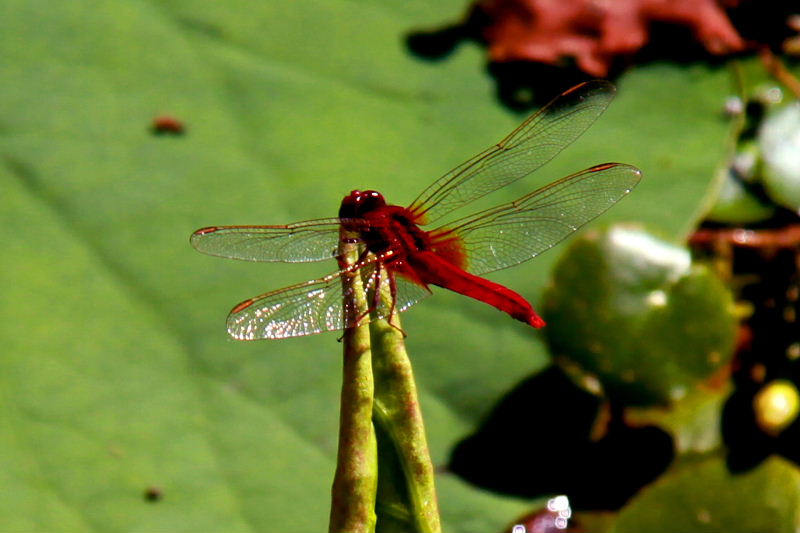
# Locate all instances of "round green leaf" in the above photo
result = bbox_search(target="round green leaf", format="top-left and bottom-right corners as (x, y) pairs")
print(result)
(543, 226), (738, 406)
(627, 383), (730, 455)
(611, 456), (800, 532)
(706, 143), (775, 224)
(760, 102), (800, 211)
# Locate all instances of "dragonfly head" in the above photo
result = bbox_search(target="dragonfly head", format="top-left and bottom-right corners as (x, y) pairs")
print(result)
(339, 190), (387, 218)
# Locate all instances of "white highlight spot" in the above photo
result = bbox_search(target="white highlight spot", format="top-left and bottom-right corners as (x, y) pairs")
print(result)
(609, 227), (691, 281)
(647, 290), (668, 307)
(547, 495), (571, 529)
(547, 495), (570, 514)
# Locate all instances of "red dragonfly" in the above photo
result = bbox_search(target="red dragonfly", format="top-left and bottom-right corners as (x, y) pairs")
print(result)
(192, 81), (641, 340)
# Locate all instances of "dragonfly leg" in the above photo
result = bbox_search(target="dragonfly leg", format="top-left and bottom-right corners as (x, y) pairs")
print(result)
(344, 255), (383, 330)
(352, 264), (407, 337)
(385, 270), (407, 337)
(337, 248), (375, 342)
(353, 269), (381, 327)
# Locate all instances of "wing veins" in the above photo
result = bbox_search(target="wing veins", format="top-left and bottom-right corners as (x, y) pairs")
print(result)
(191, 218), (354, 263)
(409, 81), (616, 223)
(437, 163), (641, 275)
(226, 252), (433, 339)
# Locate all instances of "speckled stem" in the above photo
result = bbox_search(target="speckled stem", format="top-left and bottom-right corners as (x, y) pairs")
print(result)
(370, 282), (441, 533)
(328, 235), (377, 533)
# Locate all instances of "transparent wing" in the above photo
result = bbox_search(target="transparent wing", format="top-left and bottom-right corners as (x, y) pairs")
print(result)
(408, 80), (616, 225)
(190, 218), (345, 263)
(437, 163), (641, 276)
(226, 257), (432, 340)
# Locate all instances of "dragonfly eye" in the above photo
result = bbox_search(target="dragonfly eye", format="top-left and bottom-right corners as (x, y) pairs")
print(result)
(339, 190), (387, 218)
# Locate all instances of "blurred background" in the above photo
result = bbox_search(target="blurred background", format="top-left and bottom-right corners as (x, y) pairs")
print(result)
(1, 1), (799, 531)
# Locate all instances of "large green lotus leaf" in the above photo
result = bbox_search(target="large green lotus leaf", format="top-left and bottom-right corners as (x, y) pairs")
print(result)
(0, 0), (757, 530)
(610, 456), (800, 532)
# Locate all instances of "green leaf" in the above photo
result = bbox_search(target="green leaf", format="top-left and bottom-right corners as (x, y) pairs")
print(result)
(627, 383), (731, 455)
(706, 143), (775, 224)
(0, 0), (766, 530)
(610, 456), (800, 532)
(760, 102), (800, 211)
(543, 226), (738, 406)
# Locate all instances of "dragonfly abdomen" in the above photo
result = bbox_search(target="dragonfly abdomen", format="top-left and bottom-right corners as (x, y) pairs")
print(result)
(407, 250), (546, 328)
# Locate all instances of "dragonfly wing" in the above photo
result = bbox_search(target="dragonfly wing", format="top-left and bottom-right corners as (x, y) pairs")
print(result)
(360, 265), (434, 324)
(445, 163), (642, 276)
(228, 263), (373, 339)
(408, 80), (616, 224)
(395, 276), (433, 313)
(227, 258), (433, 340)
(191, 218), (345, 263)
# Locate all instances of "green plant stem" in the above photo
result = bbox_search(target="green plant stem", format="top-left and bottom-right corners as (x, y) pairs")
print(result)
(371, 310), (441, 533)
(328, 237), (440, 533)
(329, 237), (378, 533)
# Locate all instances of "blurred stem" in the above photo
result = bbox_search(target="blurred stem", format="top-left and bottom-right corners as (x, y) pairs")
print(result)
(759, 47), (800, 99)
(329, 236), (377, 533)
(370, 280), (441, 533)
(693, 63), (747, 238)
